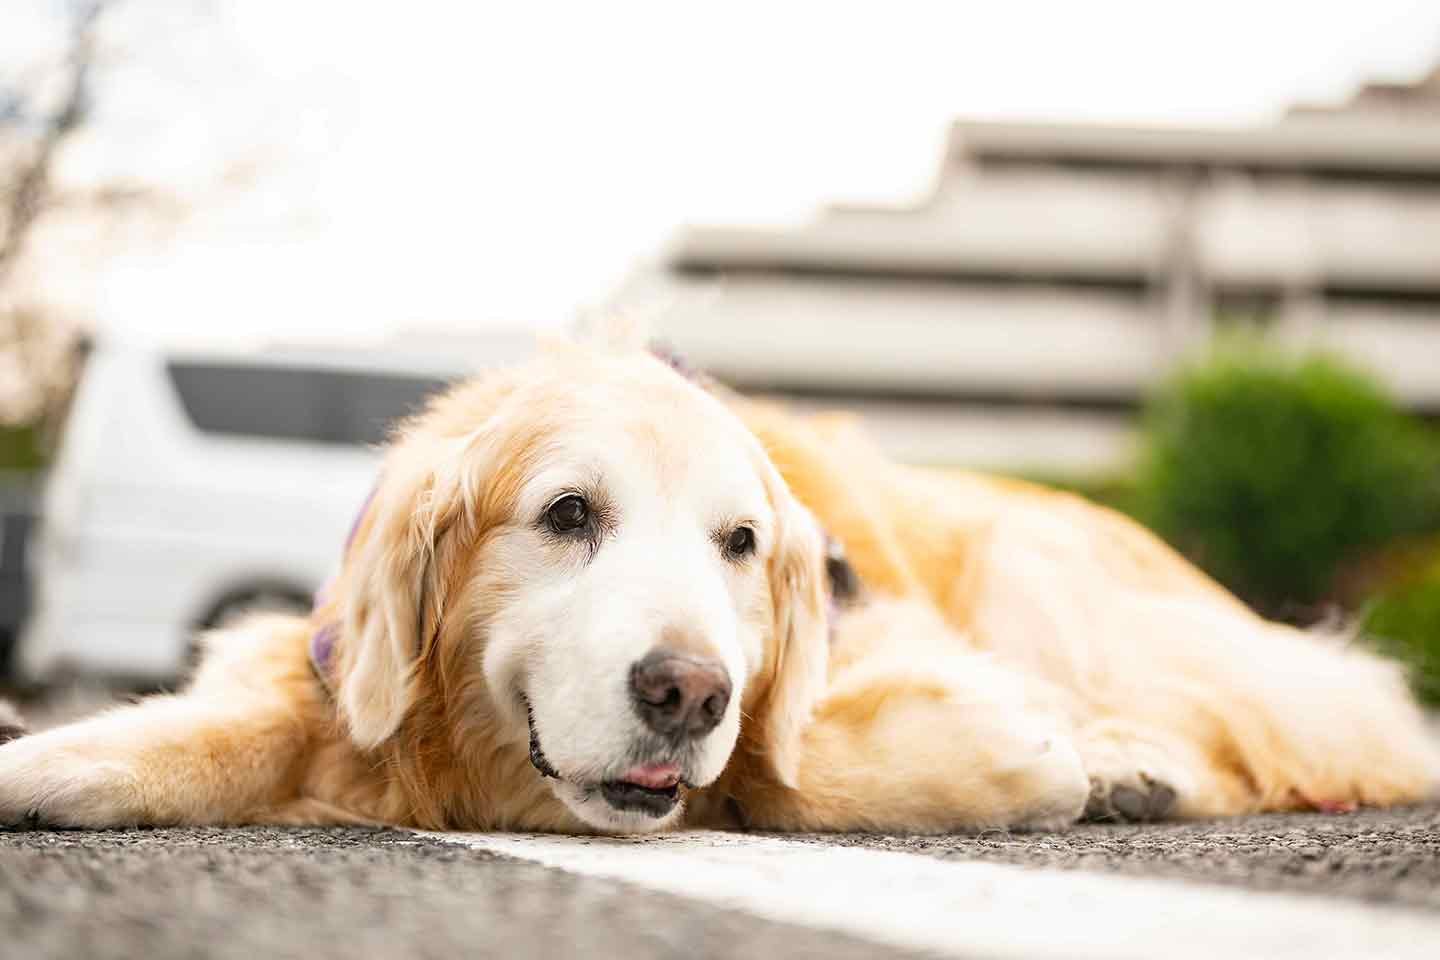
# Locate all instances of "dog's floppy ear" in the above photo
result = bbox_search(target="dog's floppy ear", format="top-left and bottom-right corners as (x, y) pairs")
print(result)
(333, 411), (498, 750)
(329, 368), (540, 750)
(753, 481), (830, 790)
(334, 436), (456, 748)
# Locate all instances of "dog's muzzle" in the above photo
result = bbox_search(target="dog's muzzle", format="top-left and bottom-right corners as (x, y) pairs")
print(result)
(524, 694), (688, 819)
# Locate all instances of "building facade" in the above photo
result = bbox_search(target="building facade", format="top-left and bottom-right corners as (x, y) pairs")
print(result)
(613, 67), (1440, 472)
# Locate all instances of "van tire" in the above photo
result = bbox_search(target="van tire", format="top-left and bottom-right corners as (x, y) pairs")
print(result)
(185, 585), (313, 675)
(201, 587), (313, 630)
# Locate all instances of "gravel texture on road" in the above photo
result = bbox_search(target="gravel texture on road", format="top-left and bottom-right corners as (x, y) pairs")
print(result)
(0, 827), (923, 960)
(788, 802), (1440, 911)
(2, 807), (1439, 959)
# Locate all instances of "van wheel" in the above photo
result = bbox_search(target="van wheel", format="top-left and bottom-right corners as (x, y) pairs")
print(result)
(202, 588), (312, 630)
(0, 628), (14, 681)
(185, 586), (313, 675)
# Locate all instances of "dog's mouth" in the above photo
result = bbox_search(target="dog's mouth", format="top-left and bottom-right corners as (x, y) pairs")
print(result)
(524, 696), (686, 820)
(598, 765), (683, 817)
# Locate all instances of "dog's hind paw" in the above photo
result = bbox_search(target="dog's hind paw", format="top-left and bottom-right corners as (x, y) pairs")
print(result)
(1078, 731), (1196, 823)
(1084, 770), (1178, 822)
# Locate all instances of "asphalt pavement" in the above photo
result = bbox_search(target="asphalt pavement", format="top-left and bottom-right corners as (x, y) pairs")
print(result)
(796, 802), (1440, 911)
(2, 805), (1438, 960)
(4, 686), (1439, 958)
(0, 827), (904, 960)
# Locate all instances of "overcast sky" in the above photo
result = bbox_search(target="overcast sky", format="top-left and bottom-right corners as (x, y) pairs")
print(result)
(6, 0), (1440, 347)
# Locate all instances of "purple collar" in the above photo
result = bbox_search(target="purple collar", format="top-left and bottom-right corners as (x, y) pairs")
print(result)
(309, 622), (339, 692)
(309, 486), (377, 690)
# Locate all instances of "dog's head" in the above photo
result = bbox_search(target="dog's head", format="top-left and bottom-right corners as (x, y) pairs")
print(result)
(330, 346), (828, 832)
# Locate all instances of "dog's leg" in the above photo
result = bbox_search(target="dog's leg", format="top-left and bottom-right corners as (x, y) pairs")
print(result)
(0, 618), (322, 829)
(730, 602), (1091, 834)
(964, 514), (1439, 817)
(738, 666), (1089, 833)
(0, 688), (320, 829)
(958, 514), (1270, 821)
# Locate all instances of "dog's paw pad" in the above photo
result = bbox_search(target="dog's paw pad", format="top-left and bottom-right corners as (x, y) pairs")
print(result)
(1085, 772), (1177, 823)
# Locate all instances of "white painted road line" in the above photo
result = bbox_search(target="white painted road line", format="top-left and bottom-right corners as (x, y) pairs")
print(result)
(423, 830), (1440, 960)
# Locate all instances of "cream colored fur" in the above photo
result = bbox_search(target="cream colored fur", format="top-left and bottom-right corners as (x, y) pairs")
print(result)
(1, 345), (1436, 833)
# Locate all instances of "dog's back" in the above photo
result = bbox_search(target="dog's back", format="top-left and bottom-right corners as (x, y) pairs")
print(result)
(732, 393), (1440, 818)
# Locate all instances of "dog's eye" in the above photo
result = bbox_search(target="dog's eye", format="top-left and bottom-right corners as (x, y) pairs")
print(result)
(547, 494), (590, 534)
(723, 525), (756, 560)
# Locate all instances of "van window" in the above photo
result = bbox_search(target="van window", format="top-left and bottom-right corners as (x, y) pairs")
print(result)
(166, 362), (454, 446)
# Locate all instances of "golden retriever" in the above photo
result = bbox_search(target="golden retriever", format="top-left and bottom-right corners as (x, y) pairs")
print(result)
(1, 344), (1436, 833)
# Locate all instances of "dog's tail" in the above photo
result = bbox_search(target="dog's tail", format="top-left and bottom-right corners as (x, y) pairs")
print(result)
(0, 699), (26, 744)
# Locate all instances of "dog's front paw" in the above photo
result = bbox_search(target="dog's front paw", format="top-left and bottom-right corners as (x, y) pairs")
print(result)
(1078, 732), (1194, 823)
(0, 735), (143, 830)
(1085, 770), (1177, 822)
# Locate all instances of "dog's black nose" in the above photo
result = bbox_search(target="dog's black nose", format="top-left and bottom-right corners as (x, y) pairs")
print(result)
(630, 649), (732, 739)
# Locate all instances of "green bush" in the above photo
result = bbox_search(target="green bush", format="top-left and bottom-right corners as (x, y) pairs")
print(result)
(1363, 561), (1440, 706)
(0, 423), (46, 472)
(1134, 346), (1440, 615)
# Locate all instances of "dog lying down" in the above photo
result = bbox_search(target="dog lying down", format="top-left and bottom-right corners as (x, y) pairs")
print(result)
(2, 344), (1437, 834)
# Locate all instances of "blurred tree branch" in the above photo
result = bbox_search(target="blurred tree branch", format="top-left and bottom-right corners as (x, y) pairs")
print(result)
(0, 0), (107, 281)
(0, 0), (113, 432)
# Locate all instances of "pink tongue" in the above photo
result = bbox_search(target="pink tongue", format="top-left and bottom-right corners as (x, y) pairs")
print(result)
(621, 763), (681, 790)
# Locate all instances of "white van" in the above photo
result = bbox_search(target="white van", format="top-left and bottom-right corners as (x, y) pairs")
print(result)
(18, 334), (532, 682)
